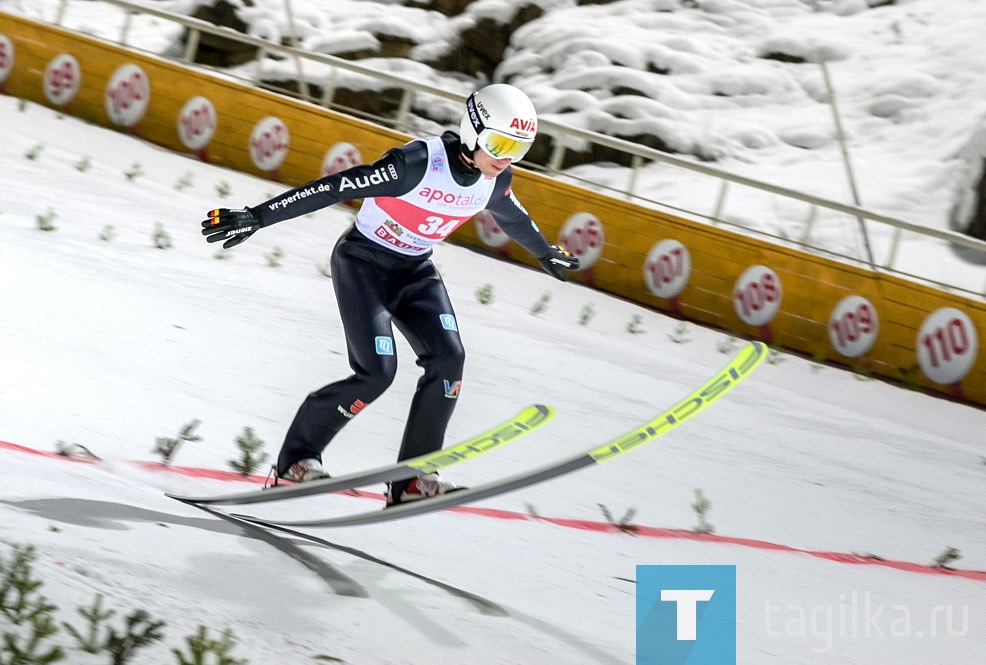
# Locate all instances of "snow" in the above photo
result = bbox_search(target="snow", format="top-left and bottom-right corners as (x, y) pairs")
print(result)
(0, 1), (985, 663)
(1, 91), (984, 665)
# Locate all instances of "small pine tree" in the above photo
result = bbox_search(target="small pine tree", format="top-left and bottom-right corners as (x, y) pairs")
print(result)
(597, 504), (638, 535)
(475, 283), (495, 305)
(716, 335), (739, 354)
(62, 594), (115, 653)
(692, 488), (714, 534)
(152, 223), (173, 249)
(74, 156), (93, 172)
(102, 609), (166, 664)
(0, 544), (66, 664)
(62, 593), (165, 664)
(36, 209), (58, 232)
(24, 144), (44, 160)
(123, 162), (144, 181)
(852, 357), (873, 381)
(215, 181), (232, 198)
(626, 314), (645, 334)
(931, 546), (961, 569)
(529, 292), (551, 315)
(853, 365), (874, 381)
(668, 322), (691, 344)
(152, 419), (202, 465)
(3, 543), (254, 664)
(174, 172), (194, 191)
(99, 225), (117, 242)
(228, 427), (269, 477)
(54, 441), (100, 460)
(265, 246), (284, 268)
(767, 347), (786, 365)
(898, 365), (920, 390)
(579, 303), (595, 326)
(172, 626), (247, 665)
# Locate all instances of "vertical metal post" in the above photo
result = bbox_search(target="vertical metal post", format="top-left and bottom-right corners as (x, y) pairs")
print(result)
(282, 0), (311, 101)
(54, 0), (69, 25)
(798, 205), (819, 245)
(547, 138), (566, 174)
(119, 10), (133, 46)
(821, 60), (876, 269)
(254, 46), (268, 84)
(885, 227), (902, 271)
(711, 179), (729, 226)
(320, 70), (338, 109)
(394, 88), (413, 133)
(626, 154), (643, 201)
(183, 28), (200, 64)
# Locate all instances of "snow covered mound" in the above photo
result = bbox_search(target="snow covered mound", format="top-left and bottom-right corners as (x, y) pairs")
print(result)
(176, 0), (986, 235)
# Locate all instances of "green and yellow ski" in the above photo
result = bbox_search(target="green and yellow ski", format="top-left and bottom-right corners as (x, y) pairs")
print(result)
(231, 341), (767, 528)
(167, 403), (554, 505)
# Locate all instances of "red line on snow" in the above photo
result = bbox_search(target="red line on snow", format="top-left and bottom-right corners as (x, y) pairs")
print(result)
(3, 439), (983, 582)
(0, 440), (270, 483)
(0, 439), (96, 461)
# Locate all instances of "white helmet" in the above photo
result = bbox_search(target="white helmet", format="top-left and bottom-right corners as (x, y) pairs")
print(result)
(459, 83), (537, 162)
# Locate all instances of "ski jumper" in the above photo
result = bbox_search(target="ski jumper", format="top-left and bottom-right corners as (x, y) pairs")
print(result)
(249, 132), (552, 480)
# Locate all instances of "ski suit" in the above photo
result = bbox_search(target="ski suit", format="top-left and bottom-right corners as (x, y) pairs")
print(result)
(248, 132), (553, 482)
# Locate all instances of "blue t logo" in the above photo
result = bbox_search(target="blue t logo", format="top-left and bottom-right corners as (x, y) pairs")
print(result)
(636, 565), (736, 665)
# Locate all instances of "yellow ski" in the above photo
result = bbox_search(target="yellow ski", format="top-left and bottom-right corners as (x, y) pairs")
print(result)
(233, 342), (767, 527)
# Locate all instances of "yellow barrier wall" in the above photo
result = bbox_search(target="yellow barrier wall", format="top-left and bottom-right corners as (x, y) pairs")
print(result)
(0, 13), (407, 182)
(2, 13), (984, 407)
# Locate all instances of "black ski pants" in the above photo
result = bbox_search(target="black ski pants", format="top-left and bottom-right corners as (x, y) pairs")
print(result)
(276, 229), (465, 476)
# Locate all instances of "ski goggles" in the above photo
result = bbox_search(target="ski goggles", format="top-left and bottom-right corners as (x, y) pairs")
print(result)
(477, 129), (534, 162)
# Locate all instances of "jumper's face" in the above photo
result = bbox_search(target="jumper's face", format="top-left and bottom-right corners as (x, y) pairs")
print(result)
(473, 149), (512, 178)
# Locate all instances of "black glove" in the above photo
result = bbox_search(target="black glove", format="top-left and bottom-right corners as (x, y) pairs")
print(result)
(201, 207), (264, 249)
(537, 245), (581, 281)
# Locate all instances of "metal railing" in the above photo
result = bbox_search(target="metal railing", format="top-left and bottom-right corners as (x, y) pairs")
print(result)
(31, 0), (986, 298)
